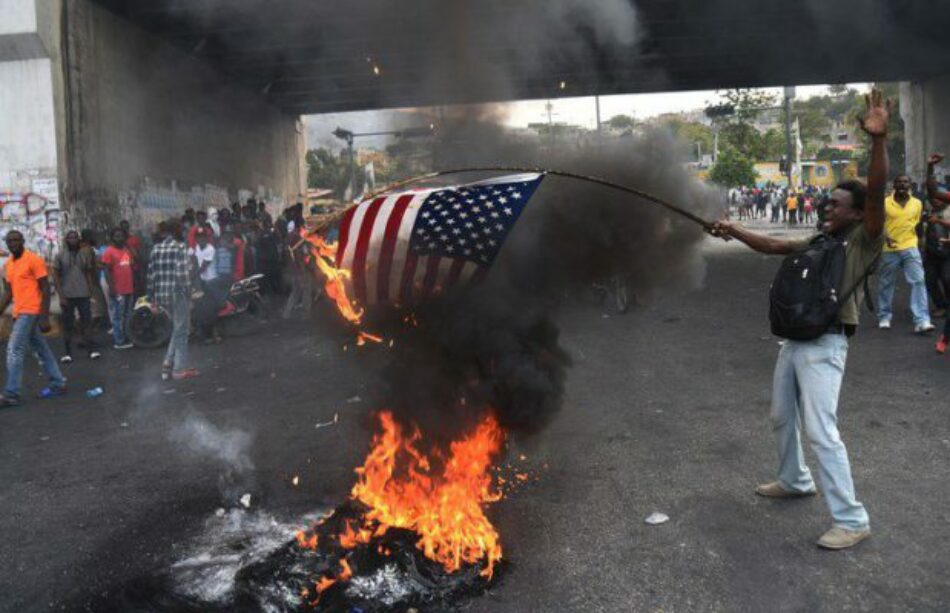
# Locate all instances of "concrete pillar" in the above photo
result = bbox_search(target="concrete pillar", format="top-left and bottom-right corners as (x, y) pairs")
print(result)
(0, 0), (65, 260)
(901, 76), (950, 186)
(900, 81), (926, 184)
(2, 0), (306, 242)
(62, 0), (306, 229)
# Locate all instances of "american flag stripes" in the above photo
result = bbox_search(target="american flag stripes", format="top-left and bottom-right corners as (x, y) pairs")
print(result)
(334, 174), (544, 307)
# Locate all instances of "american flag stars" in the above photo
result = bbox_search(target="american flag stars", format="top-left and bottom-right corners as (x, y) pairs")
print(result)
(408, 176), (542, 266)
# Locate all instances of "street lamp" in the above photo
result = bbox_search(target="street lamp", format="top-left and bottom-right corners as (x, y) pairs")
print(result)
(332, 125), (435, 198)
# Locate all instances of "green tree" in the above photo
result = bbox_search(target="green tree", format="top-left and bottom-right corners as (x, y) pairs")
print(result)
(761, 128), (786, 160)
(306, 147), (351, 198)
(606, 114), (636, 131)
(796, 107), (830, 146)
(720, 122), (766, 160)
(708, 147), (758, 187)
(716, 88), (778, 123)
(658, 117), (714, 160)
(706, 88), (778, 161)
(828, 84), (849, 96)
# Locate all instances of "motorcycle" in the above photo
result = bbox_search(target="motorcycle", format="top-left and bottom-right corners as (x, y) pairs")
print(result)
(591, 274), (631, 314)
(128, 274), (268, 348)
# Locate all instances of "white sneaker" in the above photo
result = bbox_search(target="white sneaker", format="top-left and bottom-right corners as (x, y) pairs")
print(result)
(89, 351), (102, 360)
(59, 355), (73, 364)
(878, 320), (891, 329)
(915, 322), (935, 334)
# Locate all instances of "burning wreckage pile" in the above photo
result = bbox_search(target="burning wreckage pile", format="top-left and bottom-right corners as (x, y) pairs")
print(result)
(263, 411), (507, 610)
(97, 136), (713, 612)
(259, 230), (533, 611)
(268, 152), (712, 610)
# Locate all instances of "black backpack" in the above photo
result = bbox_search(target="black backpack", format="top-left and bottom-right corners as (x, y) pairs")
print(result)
(769, 234), (875, 341)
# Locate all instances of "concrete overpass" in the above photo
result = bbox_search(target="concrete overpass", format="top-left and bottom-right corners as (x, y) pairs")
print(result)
(91, 0), (950, 114)
(1, 0), (948, 250)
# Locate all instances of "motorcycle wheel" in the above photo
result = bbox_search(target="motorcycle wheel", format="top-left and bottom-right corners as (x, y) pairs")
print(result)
(613, 276), (630, 314)
(221, 294), (269, 337)
(128, 308), (173, 348)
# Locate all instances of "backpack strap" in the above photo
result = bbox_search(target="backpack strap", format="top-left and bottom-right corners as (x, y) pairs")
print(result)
(837, 252), (881, 316)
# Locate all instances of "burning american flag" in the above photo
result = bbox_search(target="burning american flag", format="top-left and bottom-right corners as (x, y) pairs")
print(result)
(334, 173), (544, 308)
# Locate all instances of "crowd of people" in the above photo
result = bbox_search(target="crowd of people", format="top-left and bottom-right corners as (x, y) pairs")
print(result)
(0, 199), (324, 405)
(729, 184), (835, 225)
(728, 173), (950, 351)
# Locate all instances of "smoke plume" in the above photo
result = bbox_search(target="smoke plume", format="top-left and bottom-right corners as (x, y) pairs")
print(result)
(170, 413), (256, 502)
(361, 123), (718, 444)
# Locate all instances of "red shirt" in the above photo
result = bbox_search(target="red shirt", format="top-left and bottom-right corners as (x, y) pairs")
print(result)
(101, 245), (135, 295)
(233, 238), (245, 279)
(126, 234), (143, 270)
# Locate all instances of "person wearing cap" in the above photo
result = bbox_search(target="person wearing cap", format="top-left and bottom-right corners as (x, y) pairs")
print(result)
(0, 230), (67, 406)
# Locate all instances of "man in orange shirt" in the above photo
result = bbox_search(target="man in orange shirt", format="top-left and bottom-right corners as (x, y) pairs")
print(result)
(0, 231), (67, 406)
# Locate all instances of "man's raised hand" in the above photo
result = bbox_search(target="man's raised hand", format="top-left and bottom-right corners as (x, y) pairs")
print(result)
(857, 87), (892, 138)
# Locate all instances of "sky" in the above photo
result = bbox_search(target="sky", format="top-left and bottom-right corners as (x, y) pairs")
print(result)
(305, 83), (869, 151)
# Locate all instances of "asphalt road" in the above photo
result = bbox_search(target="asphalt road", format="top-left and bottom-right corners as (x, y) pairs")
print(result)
(2, 239), (949, 612)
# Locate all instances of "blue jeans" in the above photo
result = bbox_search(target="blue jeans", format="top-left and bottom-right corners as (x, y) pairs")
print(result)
(4, 315), (67, 400)
(771, 333), (869, 530)
(877, 248), (931, 326)
(162, 294), (191, 372)
(109, 294), (133, 345)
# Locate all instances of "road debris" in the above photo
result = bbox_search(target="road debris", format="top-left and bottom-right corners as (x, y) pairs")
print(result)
(315, 413), (340, 429)
(346, 395), (362, 404)
(644, 512), (669, 525)
(239, 493), (252, 509)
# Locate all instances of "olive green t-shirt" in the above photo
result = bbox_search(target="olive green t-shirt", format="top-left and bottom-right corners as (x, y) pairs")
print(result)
(789, 224), (884, 326)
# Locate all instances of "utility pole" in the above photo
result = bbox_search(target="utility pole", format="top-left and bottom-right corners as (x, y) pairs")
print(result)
(783, 86), (796, 189)
(594, 95), (602, 136)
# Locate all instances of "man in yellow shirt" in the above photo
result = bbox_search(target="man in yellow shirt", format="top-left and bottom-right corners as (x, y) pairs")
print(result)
(876, 175), (934, 332)
(786, 193), (798, 225)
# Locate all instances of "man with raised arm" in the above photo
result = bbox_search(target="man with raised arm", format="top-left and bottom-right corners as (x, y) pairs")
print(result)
(709, 88), (890, 550)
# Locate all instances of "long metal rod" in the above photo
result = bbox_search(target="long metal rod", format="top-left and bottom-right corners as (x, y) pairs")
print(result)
(360, 166), (714, 231)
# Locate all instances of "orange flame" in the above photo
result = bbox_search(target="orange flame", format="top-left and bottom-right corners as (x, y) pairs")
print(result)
(346, 411), (505, 578)
(356, 331), (383, 346)
(302, 232), (364, 325)
(309, 559), (354, 604)
(295, 530), (318, 550)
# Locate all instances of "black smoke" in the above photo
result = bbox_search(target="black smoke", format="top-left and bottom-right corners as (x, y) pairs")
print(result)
(360, 121), (719, 444)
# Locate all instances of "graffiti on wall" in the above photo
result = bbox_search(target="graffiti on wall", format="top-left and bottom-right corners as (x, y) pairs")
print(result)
(119, 178), (286, 229)
(0, 176), (64, 269)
